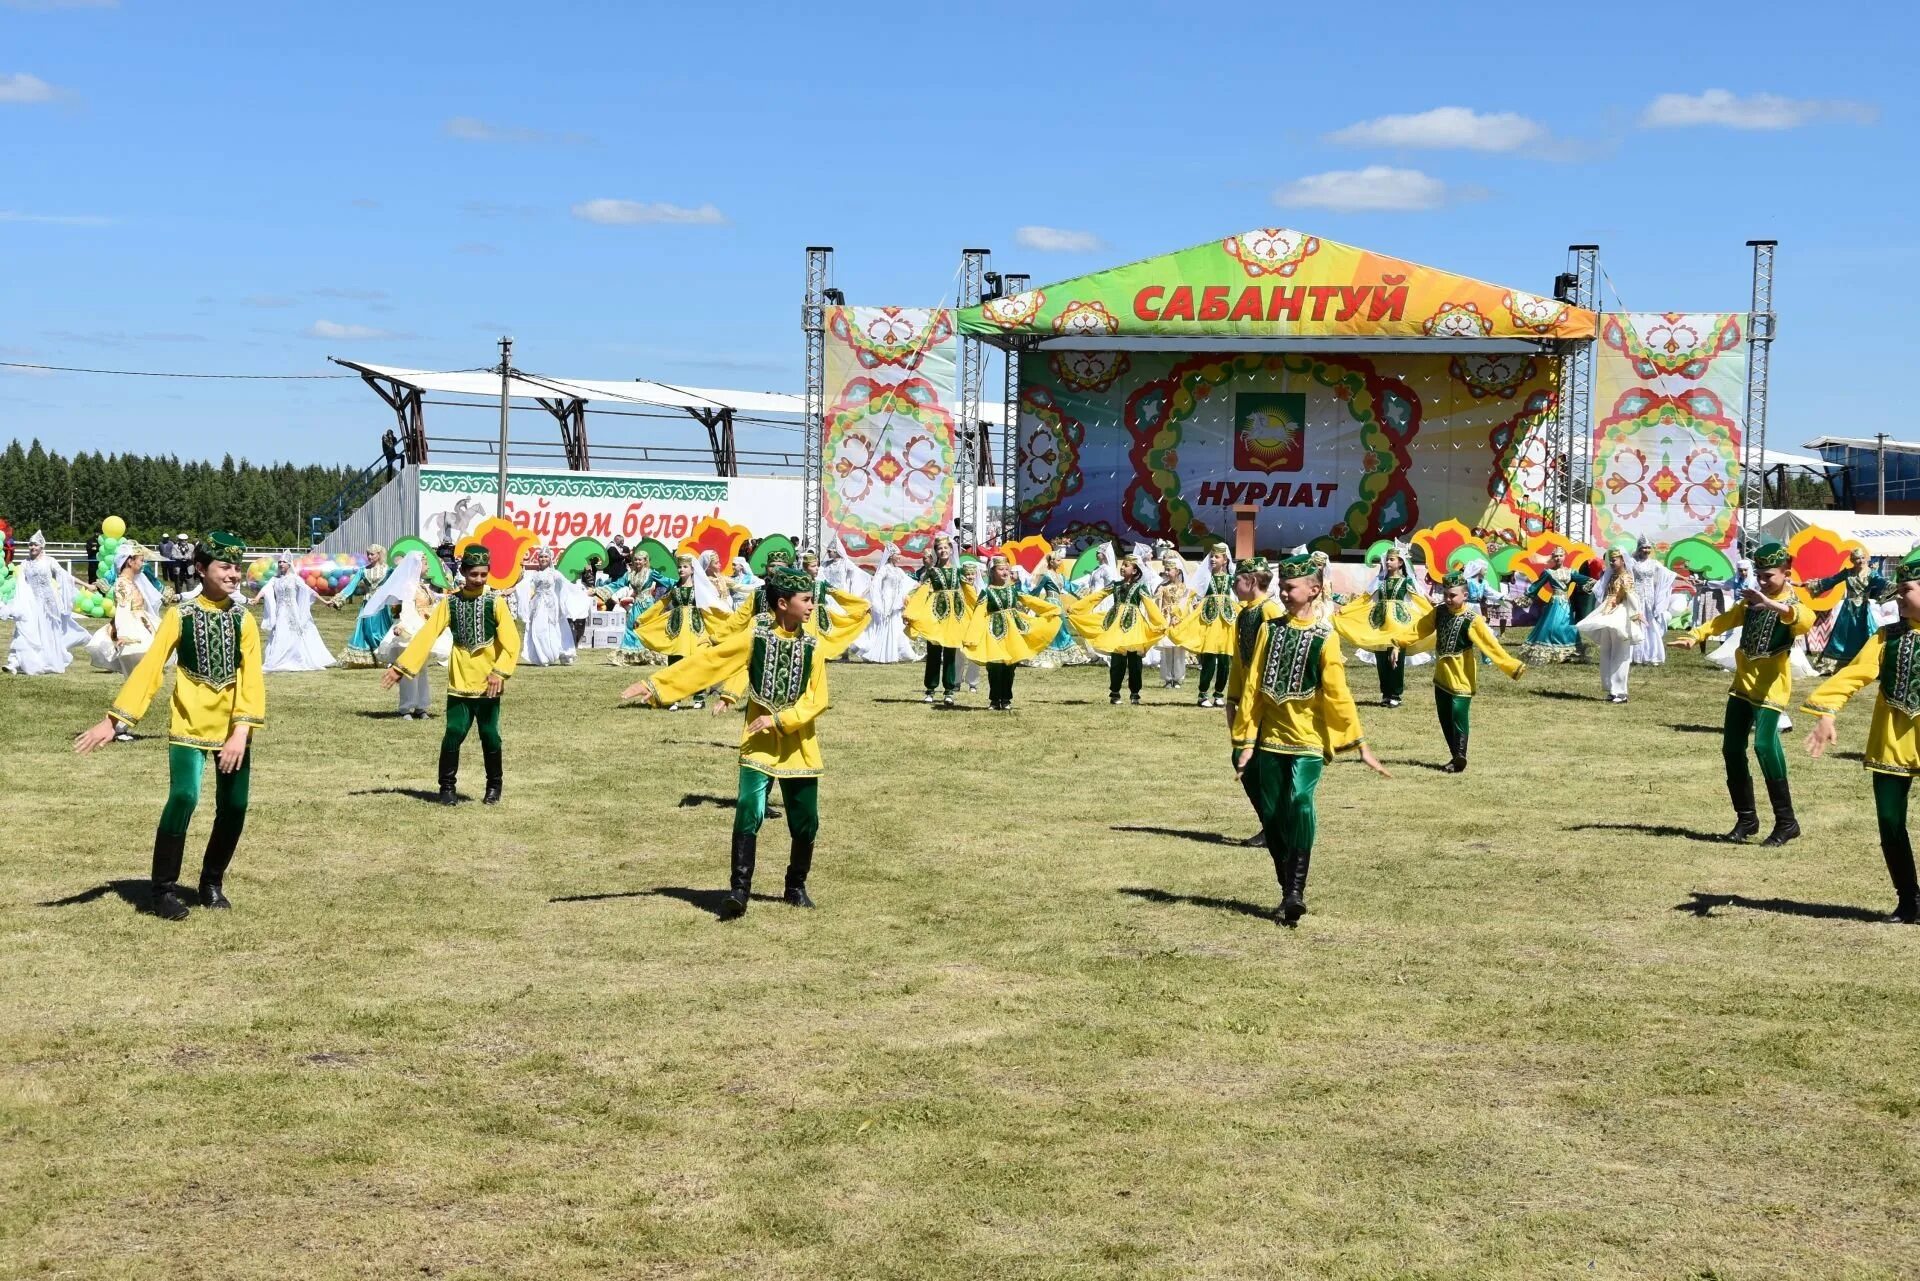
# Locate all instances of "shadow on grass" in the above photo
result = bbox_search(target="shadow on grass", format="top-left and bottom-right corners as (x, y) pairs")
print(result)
(1118, 885), (1273, 921)
(1533, 689), (1598, 702)
(39, 878), (178, 918)
(548, 885), (781, 918)
(352, 709), (424, 720)
(1674, 891), (1885, 923)
(1567, 821), (1725, 844)
(347, 786), (456, 804)
(1666, 723), (1722, 735)
(1111, 824), (1247, 847)
(1383, 757), (1453, 773)
(870, 698), (989, 712)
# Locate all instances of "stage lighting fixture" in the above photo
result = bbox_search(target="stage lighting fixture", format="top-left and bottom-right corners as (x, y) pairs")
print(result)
(981, 272), (1004, 302)
(822, 287), (845, 305)
(1552, 272), (1578, 302)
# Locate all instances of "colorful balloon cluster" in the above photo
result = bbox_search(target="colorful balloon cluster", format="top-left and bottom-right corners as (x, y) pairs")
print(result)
(72, 587), (113, 619)
(246, 552), (366, 597)
(96, 514), (127, 584)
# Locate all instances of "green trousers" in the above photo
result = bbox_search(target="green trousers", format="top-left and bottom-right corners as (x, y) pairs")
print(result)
(443, 695), (503, 753)
(1722, 696), (1787, 786)
(1873, 773), (1920, 906)
(1195, 653), (1229, 698)
(1242, 749), (1322, 877)
(159, 743), (252, 837)
(734, 766), (820, 839)
(923, 645), (959, 694)
(986, 662), (1016, 703)
(1434, 687), (1472, 761)
(1376, 649), (1405, 699)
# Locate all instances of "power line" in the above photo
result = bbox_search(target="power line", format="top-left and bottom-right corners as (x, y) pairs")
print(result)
(0, 360), (353, 380)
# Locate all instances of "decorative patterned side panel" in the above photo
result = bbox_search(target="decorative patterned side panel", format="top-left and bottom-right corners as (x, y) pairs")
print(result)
(1591, 312), (1746, 552)
(1015, 349), (1559, 555)
(821, 306), (958, 564)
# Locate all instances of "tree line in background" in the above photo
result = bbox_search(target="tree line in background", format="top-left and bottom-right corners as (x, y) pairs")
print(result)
(0, 438), (358, 548)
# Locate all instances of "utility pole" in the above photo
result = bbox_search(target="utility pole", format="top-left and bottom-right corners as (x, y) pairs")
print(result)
(496, 336), (513, 518)
(1877, 432), (1889, 515)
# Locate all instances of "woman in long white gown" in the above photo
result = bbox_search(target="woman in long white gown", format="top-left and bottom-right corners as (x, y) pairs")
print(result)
(852, 544), (920, 663)
(260, 555), (339, 671)
(1577, 549), (1645, 703)
(513, 547), (586, 667)
(2, 531), (91, 675)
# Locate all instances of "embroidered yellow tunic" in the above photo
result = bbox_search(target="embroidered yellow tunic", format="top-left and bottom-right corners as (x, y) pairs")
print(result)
(1229, 614), (1365, 759)
(714, 581), (872, 659)
(393, 589), (520, 695)
(1687, 591), (1814, 711)
(1413, 605), (1526, 696)
(634, 585), (728, 660)
(108, 596), (265, 749)
(651, 622), (829, 778)
(1168, 573), (1238, 655)
(959, 588), (1062, 664)
(1225, 598), (1283, 749)
(1803, 625), (1920, 776)
(1066, 582), (1168, 653)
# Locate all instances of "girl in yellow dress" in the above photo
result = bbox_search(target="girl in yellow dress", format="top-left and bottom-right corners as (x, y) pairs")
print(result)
(1068, 550), (1168, 706)
(904, 533), (976, 705)
(633, 554), (730, 708)
(1169, 542), (1238, 707)
(1803, 551), (1920, 923)
(1332, 544), (1431, 708)
(960, 554), (1063, 711)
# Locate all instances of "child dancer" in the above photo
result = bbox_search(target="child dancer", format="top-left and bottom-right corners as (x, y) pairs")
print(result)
(904, 534), (975, 705)
(1804, 550), (1920, 922)
(73, 532), (264, 921)
(1673, 541), (1814, 844)
(1068, 550), (1167, 705)
(382, 547), (521, 805)
(1231, 552), (1390, 923)
(1224, 556), (1281, 846)
(1409, 571), (1527, 772)
(960, 553), (1063, 710)
(623, 566), (830, 919)
(1171, 543), (1237, 707)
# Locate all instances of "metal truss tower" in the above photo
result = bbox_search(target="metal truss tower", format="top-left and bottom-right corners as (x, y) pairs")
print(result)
(1741, 240), (1778, 542)
(956, 249), (988, 546)
(1558, 245), (1599, 542)
(801, 246), (832, 554)
(999, 272), (1029, 542)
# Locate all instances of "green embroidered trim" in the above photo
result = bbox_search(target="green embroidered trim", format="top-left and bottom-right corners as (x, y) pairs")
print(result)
(176, 604), (241, 692)
(1200, 575), (1235, 624)
(1104, 582), (1147, 633)
(1436, 609), (1475, 658)
(1234, 607), (1266, 664)
(922, 566), (964, 623)
(1369, 575), (1414, 629)
(448, 592), (498, 654)
(1258, 619), (1326, 704)
(747, 625), (814, 714)
(982, 584), (1028, 640)
(1882, 625), (1920, 716)
(1738, 603), (1791, 659)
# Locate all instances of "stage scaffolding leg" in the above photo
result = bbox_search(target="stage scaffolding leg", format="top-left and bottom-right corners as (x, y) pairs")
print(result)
(957, 248), (988, 547)
(998, 273), (1029, 544)
(1559, 245), (1599, 543)
(802, 246), (832, 553)
(1741, 240), (1777, 544)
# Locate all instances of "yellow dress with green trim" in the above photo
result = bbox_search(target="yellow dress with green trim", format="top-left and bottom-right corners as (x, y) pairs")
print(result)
(1686, 592), (1814, 711)
(960, 587), (1062, 664)
(716, 581), (872, 659)
(1408, 605), (1526, 696)
(108, 596), (266, 749)
(1229, 613), (1365, 759)
(1066, 582), (1167, 653)
(1803, 624), (1920, 776)
(393, 589), (521, 696)
(650, 621), (829, 779)
(903, 565), (977, 649)
(634, 585), (729, 661)
(1168, 574), (1238, 655)
(1331, 574), (1432, 652)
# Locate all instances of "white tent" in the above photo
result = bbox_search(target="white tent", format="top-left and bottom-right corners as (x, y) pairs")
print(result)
(1758, 509), (1920, 558)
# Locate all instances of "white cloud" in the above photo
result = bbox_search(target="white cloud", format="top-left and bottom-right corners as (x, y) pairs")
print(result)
(1272, 166), (1454, 212)
(1326, 106), (1546, 152)
(444, 115), (590, 146)
(0, 73), (60, 104)
(0, 209), (110, 225)
(307, 319), (400, 341)
(1014, 225), (1105, 253)
(571, 199), (728, 227)
(1640, 89), (1878, 130)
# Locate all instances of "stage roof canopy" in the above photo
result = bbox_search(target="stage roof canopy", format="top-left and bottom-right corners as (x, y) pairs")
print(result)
(957, 227), (1598, 348)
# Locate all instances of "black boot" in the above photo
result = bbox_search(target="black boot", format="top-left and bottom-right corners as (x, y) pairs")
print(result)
(1240, 831), (1267, 847)
(198, 817), (242, 910)
(481, 744), (503, 806)
(1723, 774), (1760, 842)
(1760, 776), (1800, 847)
(1881, 844), (1919, 923)
(150, 831), (190, 921)
(784, 838), (816, 908)
(1281, 848), (1312, 926)
(719, 830), (755, 920)
(437, 745), (460, 806)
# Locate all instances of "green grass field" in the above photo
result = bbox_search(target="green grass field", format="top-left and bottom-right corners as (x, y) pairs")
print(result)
(3, 609), (1917, 1279)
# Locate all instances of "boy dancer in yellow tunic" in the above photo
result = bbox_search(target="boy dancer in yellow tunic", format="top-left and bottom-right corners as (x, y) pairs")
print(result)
(383, 546), (521, 806)
(1223, 556), (1281, 846)
(1674, 541), (1814, 845)
(1409, 571), (1527, 773)
(1803, 550), (1920, 923)
(624, 567), (830, 919)
(74, 531), (264, 921)
(1230, 552), (1390, 924)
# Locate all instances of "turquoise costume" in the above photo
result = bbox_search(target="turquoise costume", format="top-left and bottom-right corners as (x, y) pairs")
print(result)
(1808, 566), (1891, 666)
(1521, 567), (1590, 663)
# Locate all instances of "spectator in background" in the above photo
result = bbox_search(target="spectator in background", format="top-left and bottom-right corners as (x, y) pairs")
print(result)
(435, 540), (457, 582)
(382, 429), (404, 477)
(85, 532), (101, 584)
(605, 535), (630, 582)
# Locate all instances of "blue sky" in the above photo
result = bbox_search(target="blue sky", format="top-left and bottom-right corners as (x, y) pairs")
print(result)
(1, 0), (1906, 468)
